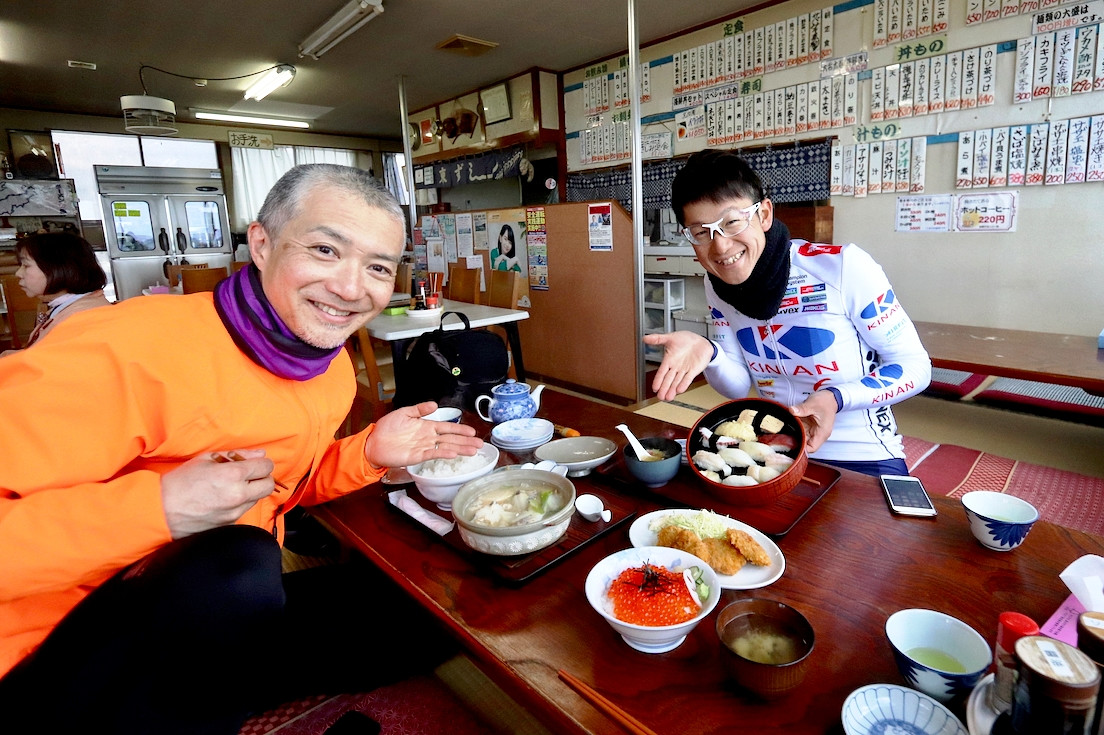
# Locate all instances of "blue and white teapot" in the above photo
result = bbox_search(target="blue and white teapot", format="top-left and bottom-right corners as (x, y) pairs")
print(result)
(475, 380), (545, 424)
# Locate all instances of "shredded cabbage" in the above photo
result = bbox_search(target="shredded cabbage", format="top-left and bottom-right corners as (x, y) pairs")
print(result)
(648, 510), (729, 539)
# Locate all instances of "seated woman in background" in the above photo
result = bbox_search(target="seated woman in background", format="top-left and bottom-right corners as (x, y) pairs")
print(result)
(2, 232), (111, 354)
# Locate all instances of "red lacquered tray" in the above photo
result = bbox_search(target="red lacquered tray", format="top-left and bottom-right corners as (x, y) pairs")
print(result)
(592, 458), (840, 538)
(387, 484), (637, 584)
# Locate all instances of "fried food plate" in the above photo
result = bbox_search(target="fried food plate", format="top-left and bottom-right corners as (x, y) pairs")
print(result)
(628, 509), (785, 590)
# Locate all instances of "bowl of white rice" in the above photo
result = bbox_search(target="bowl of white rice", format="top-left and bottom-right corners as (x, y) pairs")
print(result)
(407, 443), (500, 510)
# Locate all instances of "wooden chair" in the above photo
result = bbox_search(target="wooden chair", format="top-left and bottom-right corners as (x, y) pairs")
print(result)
(395, 262), (413, 294)
(1, 274), (41, 349)
(486, 269), (524, 379)
(341, 326), (396, 435)
(446, 263), (481, 304)
(181, 265), (230, 294)
(487, 269), (522, 309)
(167, 262), (208, 287)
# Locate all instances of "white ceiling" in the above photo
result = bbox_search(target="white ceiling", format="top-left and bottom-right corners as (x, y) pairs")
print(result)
(0, 0), (762, 141)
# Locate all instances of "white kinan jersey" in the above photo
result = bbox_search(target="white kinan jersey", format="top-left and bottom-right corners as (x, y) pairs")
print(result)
(704, 240), (932, 463)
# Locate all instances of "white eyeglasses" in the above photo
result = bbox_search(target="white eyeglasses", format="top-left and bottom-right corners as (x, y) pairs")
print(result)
(681, 202), (762, 245)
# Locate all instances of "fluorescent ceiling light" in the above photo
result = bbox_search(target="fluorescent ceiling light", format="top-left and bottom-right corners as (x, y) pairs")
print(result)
(299, 0), (384, 59)
(193, 110), (310, 129)
(243, 64), (296, 101)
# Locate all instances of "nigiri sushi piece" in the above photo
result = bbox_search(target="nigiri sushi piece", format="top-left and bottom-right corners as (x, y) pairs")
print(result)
(714, 420), (756, 442)
(692, 450), (732, 477)
(763, 453), (795, 470)
(748, 465), (782, 483)
(698, 427), (740, 449)
(759, 432), (798, 453)
(701, 469), (721, 483)
(738, 441), (777, 463)
(717, 446), (756, 468)
(722, 474), (759, 487)
(760, 415), (785, 434)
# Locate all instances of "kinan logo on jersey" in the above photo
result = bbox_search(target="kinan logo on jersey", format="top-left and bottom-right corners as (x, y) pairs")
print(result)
(861, 363), (916, 402)
(859, 289), (901, 330)
(736, 325), (841, 378)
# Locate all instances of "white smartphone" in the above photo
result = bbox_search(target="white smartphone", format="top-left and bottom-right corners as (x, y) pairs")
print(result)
(880, 474), (937, 517)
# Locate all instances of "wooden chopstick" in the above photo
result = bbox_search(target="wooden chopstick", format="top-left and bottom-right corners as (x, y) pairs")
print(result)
(558, 669), (658, 735)
(212, 451), (289, 491)
(801, 475), (821, 487)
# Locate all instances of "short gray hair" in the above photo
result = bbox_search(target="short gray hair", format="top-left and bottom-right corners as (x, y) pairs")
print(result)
(256, 163), (405, 238)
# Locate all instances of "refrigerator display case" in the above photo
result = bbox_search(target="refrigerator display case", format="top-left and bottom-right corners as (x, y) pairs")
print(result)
(96, 166), (233, 300)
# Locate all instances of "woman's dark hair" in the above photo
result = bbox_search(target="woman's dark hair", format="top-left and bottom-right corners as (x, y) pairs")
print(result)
(17, 232), (107, 294)
(670, 149), (767, 226)
(497, 224), (516, 256)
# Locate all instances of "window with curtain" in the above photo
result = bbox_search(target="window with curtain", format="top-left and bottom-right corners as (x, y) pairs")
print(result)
(229, 145), (360, 230)
(383, 151), (408, 205)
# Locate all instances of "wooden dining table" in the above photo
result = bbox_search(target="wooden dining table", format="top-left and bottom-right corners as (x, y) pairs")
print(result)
(312, 390), (1104, 735)
(914, 320), (1104, 394)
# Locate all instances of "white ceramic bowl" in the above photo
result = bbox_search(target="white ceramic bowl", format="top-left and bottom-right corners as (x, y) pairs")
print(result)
(842, 684), (968, 735)
(407, 444), (499, 510)
(885, 609), (991, 703)
(451, 468), (576, 556)
(423, 406), (462, 423)
(960, 491), (1039, 551)
(585, 545), (721, 654)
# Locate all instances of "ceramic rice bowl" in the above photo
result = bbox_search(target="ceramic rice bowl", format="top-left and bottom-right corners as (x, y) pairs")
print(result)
(406, 444), (500, 510)
(451, 468), (576, 556)
(687, 398), (808, 507)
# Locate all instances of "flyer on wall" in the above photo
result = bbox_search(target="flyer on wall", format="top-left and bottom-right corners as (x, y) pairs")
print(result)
(487, 209), (528, 279)
(588, 202), (613, 251)
(526, 206), (548, 291)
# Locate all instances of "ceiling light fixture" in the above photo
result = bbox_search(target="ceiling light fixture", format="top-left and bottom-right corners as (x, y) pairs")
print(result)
(121, 95), (178, 136)
(243, 64), (296, 101)
(192, 110), (311, 129)
(298, 0), (384, 60)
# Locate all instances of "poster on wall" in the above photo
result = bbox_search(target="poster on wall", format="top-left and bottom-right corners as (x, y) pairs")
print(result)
(473, 212), (489, 251)
(588, 202), (613, 251)
(526, 206), (548, 291)
(455, 212), (474, 257)
(954, 191), (1019, 231)
(487, 208), (528, 279)
(425, 237), (446, 275)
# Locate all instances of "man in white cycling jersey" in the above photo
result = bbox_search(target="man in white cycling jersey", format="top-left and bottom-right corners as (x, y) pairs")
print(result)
(646, 149), (931, 477)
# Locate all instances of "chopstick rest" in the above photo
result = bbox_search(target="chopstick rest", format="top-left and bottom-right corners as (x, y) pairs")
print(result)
(387, 489), (455, 536)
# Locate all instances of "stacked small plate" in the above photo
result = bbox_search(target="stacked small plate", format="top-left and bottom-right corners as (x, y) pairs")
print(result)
(490, 418), (554, 451)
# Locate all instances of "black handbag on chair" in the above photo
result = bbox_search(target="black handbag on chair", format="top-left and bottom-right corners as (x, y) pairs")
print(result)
(392, 311), (510, 411)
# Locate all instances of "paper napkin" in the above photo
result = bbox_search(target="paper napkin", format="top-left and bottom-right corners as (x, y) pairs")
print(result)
(387, 489), (454, 536)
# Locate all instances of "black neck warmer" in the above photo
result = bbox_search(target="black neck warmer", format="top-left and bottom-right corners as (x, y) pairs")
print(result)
(708, 219), (792, 321)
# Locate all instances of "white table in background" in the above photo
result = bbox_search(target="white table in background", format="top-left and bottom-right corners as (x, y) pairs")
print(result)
(366, 299), (530, 391)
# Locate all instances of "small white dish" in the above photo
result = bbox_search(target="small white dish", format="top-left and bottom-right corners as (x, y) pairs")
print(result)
(534, 436), (617, 476)
(628, 509), (784, 590)
(491, 418), (554, 449)
(966, 673), (998, 735)
(405, 306), (443, 319)
(842, 684), (968, 735)
(575, 494), (612, 522)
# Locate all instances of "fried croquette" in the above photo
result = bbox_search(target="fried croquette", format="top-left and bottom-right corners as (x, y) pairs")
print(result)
(727, 529), (772, 566)
(702, 537), (747, 575)
(657, 525), (708, 559)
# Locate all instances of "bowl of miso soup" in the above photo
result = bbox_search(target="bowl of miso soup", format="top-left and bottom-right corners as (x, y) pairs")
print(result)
(451, 468), (576, 556)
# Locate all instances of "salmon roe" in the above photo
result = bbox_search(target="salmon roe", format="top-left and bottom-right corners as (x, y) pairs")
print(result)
(607, 563), (699, 626)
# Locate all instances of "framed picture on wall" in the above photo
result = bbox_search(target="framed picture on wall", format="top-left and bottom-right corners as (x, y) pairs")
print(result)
(8, 130), (59, 179)
(481, 83), (511, 124)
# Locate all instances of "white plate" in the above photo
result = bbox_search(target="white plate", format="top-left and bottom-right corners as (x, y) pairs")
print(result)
(628, 509), (785, 590)
(966, 673), (998, 735)
(842, 684), (968, 735)
(491, 418), (554, 445)
(404, 306), (442, 319)
(534, 436), (617, 476)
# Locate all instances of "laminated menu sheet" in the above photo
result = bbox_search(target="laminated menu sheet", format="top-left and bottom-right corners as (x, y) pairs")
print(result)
(930, 55), (947, 112)
(796, 83), (809, 133)
(889, 0), (903, 43)
(885, 64), (900, 118)
(831, 139), (843, 195)
(979, 44), (997, 106)
(945, 51), (963, 110)
(821, 7), (834, 59)
(869, 142), (884, 195)
(990, 127), (1010, 187)
(972, 129), (992, 188)
(845, 73), (858, 125)
(871, 68), (886, 121)
(842, 143), (856, 196)
(854, 143), (869, 198)
(962, 47), (979, 109)
(1054, 27), (1076, 97)
(1027, 123), (1049, 185)
(1014, 36), (1036, 103)
(1045, 119), (1069, 185)
(1066, 117), (1091, 184)
(1073, 26), (1096, 94)
(915, 57), (931, 115)
(883, 139), (898, 194)
(897, 138), (914, 192)
(1008, 125), (1029, 185)
(1033, 32), (1055, 98)
(911, 136), (928, 193)
(1088, 116), (1104, 181)
(899, 61), (915, 118)
(957, 130), (975, 189)
(919, 0), (934, 35)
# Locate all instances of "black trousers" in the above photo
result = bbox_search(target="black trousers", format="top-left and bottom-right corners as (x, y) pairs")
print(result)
(0, 525), (456, 734)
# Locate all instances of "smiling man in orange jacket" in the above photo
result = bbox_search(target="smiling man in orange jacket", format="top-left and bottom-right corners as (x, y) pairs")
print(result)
(0, 164), (482, 733)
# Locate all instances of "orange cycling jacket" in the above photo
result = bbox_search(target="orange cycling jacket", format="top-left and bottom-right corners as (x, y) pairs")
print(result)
(0, 292), (384, 676)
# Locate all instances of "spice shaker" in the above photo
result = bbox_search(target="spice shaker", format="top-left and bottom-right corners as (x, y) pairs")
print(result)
(991, 612), (1040, 714)
(1011, 635), (1100, 735)
(1077, 611), (1104, 735)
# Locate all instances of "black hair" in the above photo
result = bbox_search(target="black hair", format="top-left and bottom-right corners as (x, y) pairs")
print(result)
(17, 232), (107, 294)
(670, 149), (767, 226)
(497, 224), (516, 257)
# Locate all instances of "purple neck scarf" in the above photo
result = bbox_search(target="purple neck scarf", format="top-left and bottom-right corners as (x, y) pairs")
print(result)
(214, 264), (341, 381)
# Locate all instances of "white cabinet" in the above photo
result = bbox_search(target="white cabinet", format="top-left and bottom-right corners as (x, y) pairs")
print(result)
(643, 276), (685, 362)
